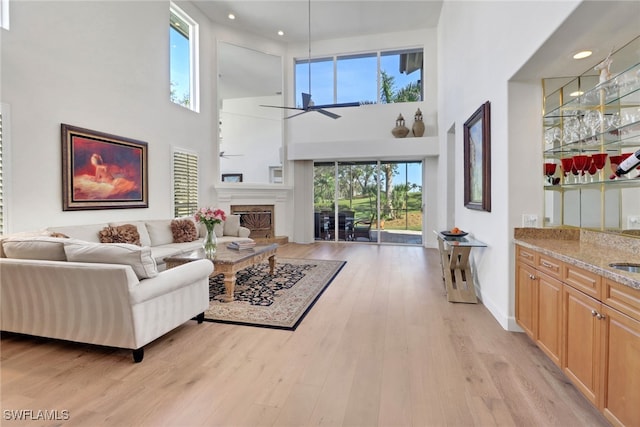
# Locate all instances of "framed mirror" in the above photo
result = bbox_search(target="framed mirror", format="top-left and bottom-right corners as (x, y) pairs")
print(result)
(217, 41), (284, 184)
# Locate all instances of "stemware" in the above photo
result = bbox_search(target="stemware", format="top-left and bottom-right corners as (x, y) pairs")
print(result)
(591, 153), (608, 181)
(609, 155), (624, 179)
(583, 110), (602, 143)
(572, 155), (589, 182)
(544, 163), (559, 185)
(560, 157), (574, 183)
(587, 157), (598, 181)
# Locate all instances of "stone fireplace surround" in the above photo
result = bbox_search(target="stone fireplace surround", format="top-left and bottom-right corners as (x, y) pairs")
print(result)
(230, 204), (274, 239)
(215, 185), (292, 242)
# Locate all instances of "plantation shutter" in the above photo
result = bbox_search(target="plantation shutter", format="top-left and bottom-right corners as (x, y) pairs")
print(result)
(173, 150), (198, 218)
(0, 111), (4, 235)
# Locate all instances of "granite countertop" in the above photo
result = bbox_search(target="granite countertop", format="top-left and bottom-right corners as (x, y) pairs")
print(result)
(514, 228), (640, 290)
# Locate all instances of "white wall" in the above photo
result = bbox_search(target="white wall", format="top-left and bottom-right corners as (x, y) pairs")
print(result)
(437, 1), (580, 329)
(1, 0), (215, 232)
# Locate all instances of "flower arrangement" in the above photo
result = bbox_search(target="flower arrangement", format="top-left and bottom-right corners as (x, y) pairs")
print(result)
(194, 207), (226, 231)
(194, 207), (226, 259)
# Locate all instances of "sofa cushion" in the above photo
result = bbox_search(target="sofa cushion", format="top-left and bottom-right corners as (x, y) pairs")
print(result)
(109, 221), (151, 246)
(47, 223), (108, 243)
(223, 215), (241, 237)
(2, 236), (71, 261)
(171, 219), (198, 243)
(64, 242), (158, 279)
(145, 220), (174, 246)
(99, 224), (141, 246)
(213, 222), (224, 238)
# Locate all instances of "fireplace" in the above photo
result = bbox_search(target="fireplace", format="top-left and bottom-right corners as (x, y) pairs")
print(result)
(230, 205), (274, 239)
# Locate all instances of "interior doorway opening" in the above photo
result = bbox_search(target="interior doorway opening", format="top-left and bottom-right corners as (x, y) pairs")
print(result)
(313, 160), (423, 245)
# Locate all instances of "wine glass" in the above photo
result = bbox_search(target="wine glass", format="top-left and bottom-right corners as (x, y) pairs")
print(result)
(587, 157), (598, 181)
(572, 155), (589, 183)
(544, 163), (558, 185)
(591, 153), (608, 181)
(560, 157), (574, 183)
(583, 110), (602, 143)
(609, 155), (624, 179)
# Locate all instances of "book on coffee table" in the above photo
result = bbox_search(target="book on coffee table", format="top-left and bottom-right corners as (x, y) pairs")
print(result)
(227, 240), (256, 250)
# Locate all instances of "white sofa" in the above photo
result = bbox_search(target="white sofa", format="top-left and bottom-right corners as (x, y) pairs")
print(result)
(0, 216), (251, 362)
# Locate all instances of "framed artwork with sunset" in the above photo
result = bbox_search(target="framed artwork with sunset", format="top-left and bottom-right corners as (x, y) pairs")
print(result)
(61, 124), (148, 210)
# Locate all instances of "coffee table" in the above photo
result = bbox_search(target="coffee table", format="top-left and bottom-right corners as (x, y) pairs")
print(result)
(164, 243), (278, 303)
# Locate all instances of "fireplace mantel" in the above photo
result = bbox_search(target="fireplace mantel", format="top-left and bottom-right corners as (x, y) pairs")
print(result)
(215, 184), (293, 238)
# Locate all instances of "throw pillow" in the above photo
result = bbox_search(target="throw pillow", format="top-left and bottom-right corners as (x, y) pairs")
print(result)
(99, 224), (141, 246)
(63, 242), (158, 280)
(49, 232), (69, 238)
(2, 236), (70, 261)
(109, 221), (152, 246)
(171, 219), (198, 243)
(223, 215), (241, 237)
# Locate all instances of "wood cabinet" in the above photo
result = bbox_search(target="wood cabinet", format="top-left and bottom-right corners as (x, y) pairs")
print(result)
(562, 283), (602, 405)
(515, 246), (562, 365)
(515, 244), (640, 427)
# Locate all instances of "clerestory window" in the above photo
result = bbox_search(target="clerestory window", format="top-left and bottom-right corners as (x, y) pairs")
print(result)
(170, 3), (199, 112)
(295, 48), (423, 106)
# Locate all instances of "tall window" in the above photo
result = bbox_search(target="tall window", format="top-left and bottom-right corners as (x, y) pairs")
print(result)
(295, 48), (423, 106)
(172, 149), (198, 218)
(1, 0), (9, 30)
(170, 3), (199, 112)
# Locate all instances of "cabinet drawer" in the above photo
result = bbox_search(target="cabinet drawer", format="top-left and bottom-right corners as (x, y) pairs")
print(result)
(516, 245), (537, 266)
(537, 253), (562, 279)
(603, 279), (640, 321)
(563, 264), (602, 300)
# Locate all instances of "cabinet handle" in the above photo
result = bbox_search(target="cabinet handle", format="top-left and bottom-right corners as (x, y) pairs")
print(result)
(529, 274), (537, 280)
(541, 260), (555, 269)
(591, 310), (598, 317)
(596, 313), (606, 320)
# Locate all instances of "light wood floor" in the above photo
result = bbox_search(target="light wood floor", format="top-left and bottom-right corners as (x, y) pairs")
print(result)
(1, 243), (610, 427)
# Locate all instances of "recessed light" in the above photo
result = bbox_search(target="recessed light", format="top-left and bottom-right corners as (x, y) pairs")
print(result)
(573, 50), (593, 59)
(277, 30), (284, 36)
(228, 13), (235, 20)
(570, 91), (584, 97)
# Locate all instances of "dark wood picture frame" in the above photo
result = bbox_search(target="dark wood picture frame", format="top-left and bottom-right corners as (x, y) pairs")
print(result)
(222, 173), (243, 183)
(463, 101), (491, 212)
(62, 124), (148, 211)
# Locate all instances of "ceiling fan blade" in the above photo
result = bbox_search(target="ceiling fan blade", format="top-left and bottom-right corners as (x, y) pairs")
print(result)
(316, 109), (341, 119)
(260, 104), (304, 111)
(285, 110), (309, 119)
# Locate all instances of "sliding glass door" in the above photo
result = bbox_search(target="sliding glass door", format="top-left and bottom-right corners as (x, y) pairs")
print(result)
(313, 160), (422, 245)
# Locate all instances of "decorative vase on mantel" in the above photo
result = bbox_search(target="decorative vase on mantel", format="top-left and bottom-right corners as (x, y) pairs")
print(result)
(412, 108), (425, 137)
(202, 225), (218, 259)
(391, 114), (409, 138)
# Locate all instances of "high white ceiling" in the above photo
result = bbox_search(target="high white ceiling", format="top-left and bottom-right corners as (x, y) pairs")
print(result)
(192, 0), (443, 43)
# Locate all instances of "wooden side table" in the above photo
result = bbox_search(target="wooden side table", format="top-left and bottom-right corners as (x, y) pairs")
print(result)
(434, 231), (487, 304)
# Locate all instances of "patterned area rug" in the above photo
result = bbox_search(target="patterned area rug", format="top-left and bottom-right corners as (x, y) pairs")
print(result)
(204, 258), (346, 330)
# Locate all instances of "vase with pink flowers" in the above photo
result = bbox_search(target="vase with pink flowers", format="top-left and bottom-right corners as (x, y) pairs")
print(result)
(194, 207), (226, 259)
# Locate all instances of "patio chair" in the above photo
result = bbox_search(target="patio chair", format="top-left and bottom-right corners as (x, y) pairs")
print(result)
(352, 216), (373, 241)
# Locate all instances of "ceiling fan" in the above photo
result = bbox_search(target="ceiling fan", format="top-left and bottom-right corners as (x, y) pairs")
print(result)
(261, 0), (360, 119)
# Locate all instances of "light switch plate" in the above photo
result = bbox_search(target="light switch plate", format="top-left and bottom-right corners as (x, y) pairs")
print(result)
(522, 214), (538, 228)
(627, 215), (640, 229)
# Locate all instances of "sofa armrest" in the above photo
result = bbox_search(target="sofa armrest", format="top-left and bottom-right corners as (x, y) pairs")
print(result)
(238, 226), (251, 238)
(129, 259), (213, 304)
